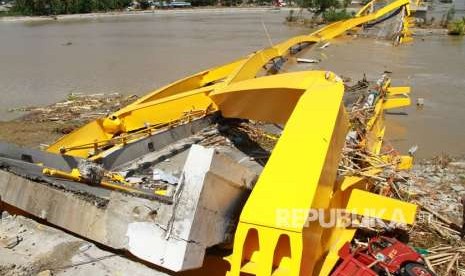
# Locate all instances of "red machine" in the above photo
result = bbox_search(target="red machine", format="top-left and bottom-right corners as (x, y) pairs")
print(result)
(273, 0), (286, 7)
(331, 236), (435, 276)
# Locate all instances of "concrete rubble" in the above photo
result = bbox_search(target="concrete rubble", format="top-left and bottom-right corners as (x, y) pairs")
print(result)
(0, 214), (167, 276)
(337, 75), (465, 274)
(0, 142), (258, 271)
(0, 114), (280, 272)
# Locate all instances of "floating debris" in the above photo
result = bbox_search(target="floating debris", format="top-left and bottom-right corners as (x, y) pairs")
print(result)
(417, 97), (425, 107)
(296, 58), (320, 63)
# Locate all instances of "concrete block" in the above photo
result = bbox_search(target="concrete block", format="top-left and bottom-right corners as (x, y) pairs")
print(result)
(0, 144), (256, 272)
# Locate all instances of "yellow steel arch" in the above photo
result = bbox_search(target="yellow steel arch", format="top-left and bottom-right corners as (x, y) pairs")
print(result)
(224, 71), (347, 276)
(42, 3), (418, 273)
(46, 0), (413, 158)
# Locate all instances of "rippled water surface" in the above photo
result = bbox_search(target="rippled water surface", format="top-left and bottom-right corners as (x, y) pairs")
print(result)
(0, 10), (307, 119)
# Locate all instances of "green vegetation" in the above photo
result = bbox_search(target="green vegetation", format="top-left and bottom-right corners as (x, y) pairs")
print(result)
(11, 0), (132, 15)
(0, 9), (26, 16)
(296, 0), (349, 14)
(189, 0), (236, 6)
(446, 6), (455, 23)
(3, 0), (263, 16)
(290, 0), (353, 24)
(322, 7), (352, 22)
(286, 0), (353, 24)
(448, 18), (465, 35)
(441, 7), (465, 36)
(286, 9), (297, 22)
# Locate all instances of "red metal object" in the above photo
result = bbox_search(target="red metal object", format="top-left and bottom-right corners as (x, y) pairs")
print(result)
(331, 244), (376, 276)
(356, 236), (424, 273)
(331, 236), (434, 276)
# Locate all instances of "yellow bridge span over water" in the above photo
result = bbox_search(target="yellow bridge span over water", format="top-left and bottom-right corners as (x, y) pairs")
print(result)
(45, 1), (417, 275)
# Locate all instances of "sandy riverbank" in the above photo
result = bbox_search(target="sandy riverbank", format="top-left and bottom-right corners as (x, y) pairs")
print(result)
(0, 6), (285, 23)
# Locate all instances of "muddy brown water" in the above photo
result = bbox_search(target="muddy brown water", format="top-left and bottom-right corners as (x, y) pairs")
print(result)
(0, 9), (307, 119)
(0, 9), (464, 158)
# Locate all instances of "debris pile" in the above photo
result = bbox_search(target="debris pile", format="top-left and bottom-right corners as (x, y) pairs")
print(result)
(110, 119), (280, 198)
(336, 74), (465, 274)
(400, 157), (465, 275)
(339, 74), (396, 183)
(339, 129), (465, 273)
(10, 92), (138, 124)
(0, 93), (139, 148)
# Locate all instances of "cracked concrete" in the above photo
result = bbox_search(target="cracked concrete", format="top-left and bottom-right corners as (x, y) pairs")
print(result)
(0, 144), (258, 272)
(0, 214), (168, 276)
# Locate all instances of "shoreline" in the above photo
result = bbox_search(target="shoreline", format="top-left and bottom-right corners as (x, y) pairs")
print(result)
(0, 7), (285, 23)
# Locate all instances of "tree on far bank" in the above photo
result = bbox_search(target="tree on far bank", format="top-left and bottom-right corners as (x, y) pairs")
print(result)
(297, 0), (343, 13)
(11, 0), (132, 15)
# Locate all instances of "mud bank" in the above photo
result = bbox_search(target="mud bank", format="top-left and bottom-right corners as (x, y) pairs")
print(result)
(0, 93), (137, 148)
(0, 7), (279, 23)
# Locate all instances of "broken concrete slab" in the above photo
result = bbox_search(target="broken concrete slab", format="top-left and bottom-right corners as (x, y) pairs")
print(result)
(0, 144), (257, 272)
(0, 141), (81, 172)
(0, 215), (167, 276)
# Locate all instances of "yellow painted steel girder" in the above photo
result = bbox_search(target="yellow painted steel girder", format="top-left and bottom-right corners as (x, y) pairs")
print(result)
(225, 71), (348, 276)
(41, 1), (417, 274)
(222, 71), (416, 276)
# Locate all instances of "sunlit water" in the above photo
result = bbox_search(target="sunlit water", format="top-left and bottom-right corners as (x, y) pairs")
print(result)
(0, 10), (307, 119)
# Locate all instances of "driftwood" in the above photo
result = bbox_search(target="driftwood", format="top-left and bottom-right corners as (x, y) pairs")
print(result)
(418, 203), (463, 233)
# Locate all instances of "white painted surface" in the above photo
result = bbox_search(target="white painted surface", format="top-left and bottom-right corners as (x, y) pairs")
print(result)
(126, 145), (215, 271)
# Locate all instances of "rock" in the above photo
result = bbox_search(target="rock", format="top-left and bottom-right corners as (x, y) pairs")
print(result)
(451, 184), (465, 192)
(37, 270), (52, 276)
(0, 235), (22, 249)
(1, 211), (10, 219)
(449, 162), (465, 169)
(152, 168), (178, 184)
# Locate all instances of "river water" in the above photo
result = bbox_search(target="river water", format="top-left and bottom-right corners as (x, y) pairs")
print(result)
(0, 9), (464, 158)
(302, 35), (465, 158)
(0, 9), (307, 119)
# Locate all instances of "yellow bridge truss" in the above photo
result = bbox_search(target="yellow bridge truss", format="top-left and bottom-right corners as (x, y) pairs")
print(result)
(44, 1), (418, 275)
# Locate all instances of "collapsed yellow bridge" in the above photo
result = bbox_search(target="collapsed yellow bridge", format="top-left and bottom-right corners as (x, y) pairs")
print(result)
(1, 1), (420, 275)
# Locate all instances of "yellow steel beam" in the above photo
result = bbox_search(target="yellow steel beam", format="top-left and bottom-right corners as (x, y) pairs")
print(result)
(211, 71), (336, 124)
(384, 96), (411, 110)
(387, 86), (411, 95)
(345, 189), (417, 224)
(47, 88), (218, 157)
(225, 72), (347, 276)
